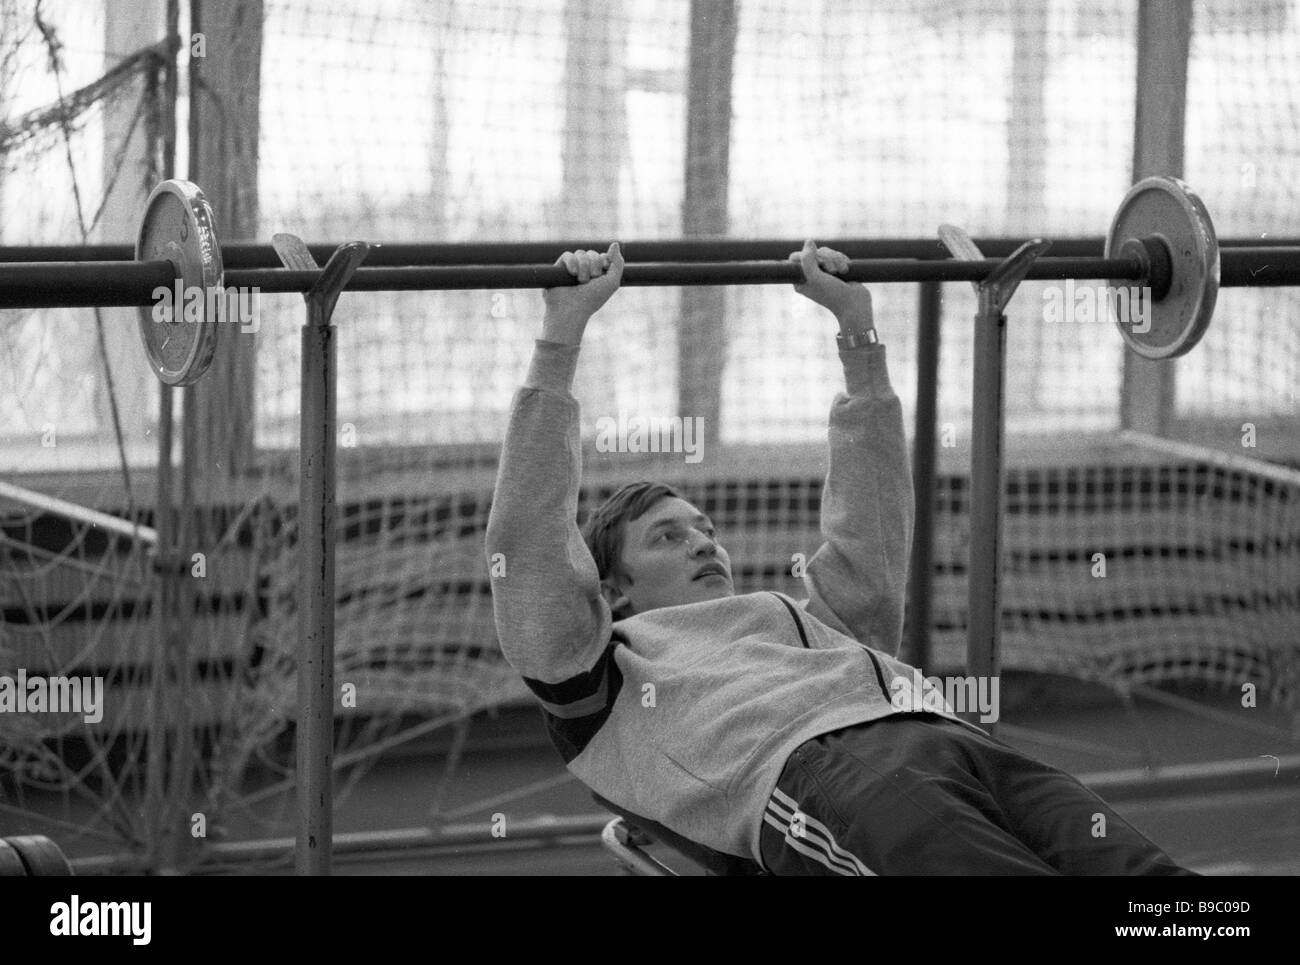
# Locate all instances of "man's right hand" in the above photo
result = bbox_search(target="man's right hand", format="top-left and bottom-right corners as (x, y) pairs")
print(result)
(541, 243), (624, 346)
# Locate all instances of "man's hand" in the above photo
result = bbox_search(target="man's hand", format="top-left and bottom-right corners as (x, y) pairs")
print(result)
(789, 240), (874, 341)
(541, 243), (624, 346)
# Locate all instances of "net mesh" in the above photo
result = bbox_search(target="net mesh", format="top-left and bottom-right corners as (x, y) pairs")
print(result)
(587, 436), (1300, 699)
(1180, 0), (1300, 419)
(1, 0), (1298, 869)
(255, 0), (1147, 447)
(0, 0), (169, 856)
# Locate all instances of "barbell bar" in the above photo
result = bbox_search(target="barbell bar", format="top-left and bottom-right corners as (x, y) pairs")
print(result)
(6, 248), (1300, 307)
(0, 254), (1160, 302)
(8, 247), (1300, 305)
(2, 177), (1299, 383)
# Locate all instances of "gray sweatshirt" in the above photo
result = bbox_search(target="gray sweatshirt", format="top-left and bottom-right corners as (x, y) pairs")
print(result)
(485, 338), (969, 862)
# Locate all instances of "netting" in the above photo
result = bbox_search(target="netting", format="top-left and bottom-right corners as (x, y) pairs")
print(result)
(256, 0), (1146, 448)
(1181, 0), (1300, 419)
(0, 0), (462, 863)
(2, 0), (1299, 870)
(0, 0), (162, 468)
(939, 437), (1300, 697)
(588, 433), (1300, 697)
(0, 0), (171, 857)
(0, 492), (156, 851)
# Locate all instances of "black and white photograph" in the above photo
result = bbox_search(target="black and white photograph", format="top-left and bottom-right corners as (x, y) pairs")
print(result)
(0, 0), (1295, 940)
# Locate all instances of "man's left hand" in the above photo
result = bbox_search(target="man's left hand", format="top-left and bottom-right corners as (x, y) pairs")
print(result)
(789, 240), (875, 341)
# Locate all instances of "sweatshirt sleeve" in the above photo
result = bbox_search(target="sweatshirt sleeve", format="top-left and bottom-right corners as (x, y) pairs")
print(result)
(484, 340), (618, 739)
(800, 343), (915, 657)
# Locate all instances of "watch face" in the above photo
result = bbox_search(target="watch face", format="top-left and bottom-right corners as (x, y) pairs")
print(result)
(136, 180), (224, 386)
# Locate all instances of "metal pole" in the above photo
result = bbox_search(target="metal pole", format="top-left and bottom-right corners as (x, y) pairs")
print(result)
(962, 240), (1052, 734)
(144, 1), (178, 867)
(297, 296), (335, 876)
(0, 480), (158, 544)
(275, 236), (371, 876)
(966, 292), (1007, 707)
(167, 378), (198, 869)
(145, 383), (174, 868)
(904, 281), (941, 670)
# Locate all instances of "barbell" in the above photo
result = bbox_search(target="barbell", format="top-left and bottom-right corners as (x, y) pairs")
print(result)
(1, 176), (1298, 384)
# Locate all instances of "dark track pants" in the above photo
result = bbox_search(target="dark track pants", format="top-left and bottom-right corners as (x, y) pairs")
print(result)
(758, 713), (1196, 876)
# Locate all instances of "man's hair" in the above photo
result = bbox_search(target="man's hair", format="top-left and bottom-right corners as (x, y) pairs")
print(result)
(583, 480), (682, 584)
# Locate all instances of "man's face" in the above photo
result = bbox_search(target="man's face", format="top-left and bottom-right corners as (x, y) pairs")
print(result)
(604, 496), (734, 617)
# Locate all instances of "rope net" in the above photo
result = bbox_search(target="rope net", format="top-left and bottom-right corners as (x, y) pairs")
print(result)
(1, 0), (168, 856)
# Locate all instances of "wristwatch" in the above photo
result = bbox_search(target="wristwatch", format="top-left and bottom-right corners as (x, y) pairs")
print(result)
(836, 328), (879, 349)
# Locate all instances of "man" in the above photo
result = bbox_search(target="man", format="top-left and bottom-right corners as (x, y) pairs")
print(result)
(485, 241), (1193, 875)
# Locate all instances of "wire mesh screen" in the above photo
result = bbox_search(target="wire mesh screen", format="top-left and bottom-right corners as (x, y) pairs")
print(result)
(254, 0), (1144, 451)
(256, 0), (686, 451)
(1181, 0), (1300, 421)
(0, 0), (174, 859)
(0, 0), (163, 469)
(729, 0), (1135, 440)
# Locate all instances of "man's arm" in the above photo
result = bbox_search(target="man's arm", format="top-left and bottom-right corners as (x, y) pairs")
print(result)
(484, 246), (627, 720)
(789, 243), (915, 656)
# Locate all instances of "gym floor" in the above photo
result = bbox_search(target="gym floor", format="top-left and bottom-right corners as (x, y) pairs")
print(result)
(226, 677), (1300, 875)
(11, 675), (1297, 876)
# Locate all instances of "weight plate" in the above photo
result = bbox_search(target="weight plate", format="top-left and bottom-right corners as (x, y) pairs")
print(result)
(0, 839), (27, 876)
(1105, 176), (1219, 360)
(135, 179), (223, 386)
(4, 834), (73, 876)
